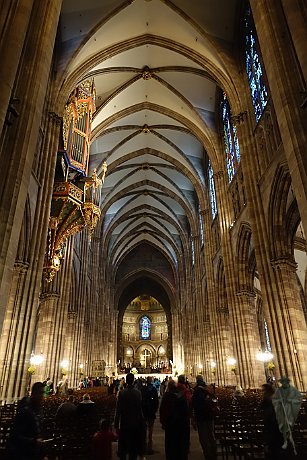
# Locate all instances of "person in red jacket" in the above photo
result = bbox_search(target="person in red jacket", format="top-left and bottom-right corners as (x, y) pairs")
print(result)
(177, 375), (192, 408)
(92, 418), (118, 460)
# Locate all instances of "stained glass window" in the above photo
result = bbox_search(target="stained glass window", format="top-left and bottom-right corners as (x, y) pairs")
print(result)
(140, 316), (151, 340)
(245, 6), (268, 122)
(191, 239), (195, 266)
(222, 93), (240, 182)
(208, 160), (217, 219)
(199, 204), (204, 246)
(264, 319), (272, 352)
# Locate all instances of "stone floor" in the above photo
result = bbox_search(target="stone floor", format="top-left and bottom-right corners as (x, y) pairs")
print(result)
(111, 422), (228, 460)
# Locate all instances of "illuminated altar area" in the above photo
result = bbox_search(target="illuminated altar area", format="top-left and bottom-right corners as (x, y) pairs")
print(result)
(118, 295), (171, 374)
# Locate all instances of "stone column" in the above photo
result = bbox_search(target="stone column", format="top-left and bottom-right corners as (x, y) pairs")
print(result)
(89, 236), (104, 362)
(213, 170), (240, 385)
(235, 291), (265, 388)
(250, 0), (307, 235)
(214, 307), (233, 385)
(100, 257), (112, 368)
(271, 258), (307, 389)
(0, 0), (62, 332)
(0, 261), (29, 402)
(35, 290), (60, 383)
(281, 0), (307, 85)
(234, 105), (307, 390)
(63, 310), (74, 383)
(0, 0), (33, 134)
(0, 110), (62, 401)
(200, 207), (224, 384)
(191, 234), (203, 373)
(172, 308), (184, 373)
(34, 230), (74, 384)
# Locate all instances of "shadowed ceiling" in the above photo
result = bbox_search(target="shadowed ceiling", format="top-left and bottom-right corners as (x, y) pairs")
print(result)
(58, 0), (241, 285)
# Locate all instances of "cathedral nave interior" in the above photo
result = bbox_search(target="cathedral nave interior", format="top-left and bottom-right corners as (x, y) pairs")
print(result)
(0, 0), (306, 405)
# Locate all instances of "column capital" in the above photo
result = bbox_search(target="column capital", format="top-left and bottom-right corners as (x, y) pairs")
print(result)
(39, 291), (60, 301)
(213, 170), (225, 181)
(14, 260), (29, 274)
(216, 306), (229, 315)
(271, 257), (297, 271)
(200, 208), (210, 217)
(236, 289), (256, 299)
(67, 311), (77, 320)
(231, 111), (248, 125)
(48, 111), (62, 126)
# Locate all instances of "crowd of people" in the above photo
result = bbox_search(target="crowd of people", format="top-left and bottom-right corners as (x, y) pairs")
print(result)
(5, 373), (305, 460)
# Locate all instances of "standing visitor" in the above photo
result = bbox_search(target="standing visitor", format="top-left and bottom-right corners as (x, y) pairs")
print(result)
(160, 379), (190, 460)
(9, 382), (48, 460)
(160, 376), (168, 397)
(92, 418), (118, 460)
(117, 377), (126, 395)
(260, 383), (283, 460)
(177, 375), (192, 407)
(153, 378), (161, 397)
(191, 375), (217, 460)
(114, 373), (146, 460)
(142, 376), (159, 454)
(232, 385), (245, 402)
(108, 377), (115, 395)
(43, 379), (53, 397)
(272, 376), (302, 455)
(55, 395), (77, 432)
(77, 393), (99, 434)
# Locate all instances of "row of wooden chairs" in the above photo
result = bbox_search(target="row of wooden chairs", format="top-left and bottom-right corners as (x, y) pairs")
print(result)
(214, 398), (307, 460)
(0, 393), (116, 459)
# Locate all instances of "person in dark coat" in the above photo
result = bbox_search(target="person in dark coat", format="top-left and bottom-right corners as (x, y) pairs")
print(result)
(177, 375), (192, 408)
(9, 381), (48, 460)
(261, 383), (283, 459)
(142, 376), (159, 454)
(76, 393), (99, 434)
(55, 394), (77, 435)
(114, 373), (146, 460)
(191, 375), (217, 460)
(160, 379), (190, 460)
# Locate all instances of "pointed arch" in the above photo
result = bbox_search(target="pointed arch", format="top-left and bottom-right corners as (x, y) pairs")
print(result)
(237, 223), (254, 292)
(268, 164), (292, 260)
(16, 195), (31, 264)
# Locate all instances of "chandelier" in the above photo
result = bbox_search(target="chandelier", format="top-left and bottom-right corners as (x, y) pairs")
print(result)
(43, 81), (107, 282)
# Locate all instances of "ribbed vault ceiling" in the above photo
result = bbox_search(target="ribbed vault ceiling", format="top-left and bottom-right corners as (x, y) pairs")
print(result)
(58, 0), (240, 279)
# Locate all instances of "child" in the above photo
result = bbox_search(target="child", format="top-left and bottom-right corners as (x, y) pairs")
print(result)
(92, 418), (118, 460)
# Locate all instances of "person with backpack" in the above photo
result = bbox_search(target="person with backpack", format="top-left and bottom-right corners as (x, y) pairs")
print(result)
(142, 376), (159, 454)
(191, 375), (217, 460)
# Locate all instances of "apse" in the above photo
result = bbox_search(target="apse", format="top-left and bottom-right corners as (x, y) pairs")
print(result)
(116, 274), (173, 370)
(119, 295), (170, 374)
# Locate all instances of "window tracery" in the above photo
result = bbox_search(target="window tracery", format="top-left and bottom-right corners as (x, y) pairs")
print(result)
(199, 204), (204, 245)
(245, 6), (268, 122)
(208, 161), (217, 219)
(191, 239), (195, 266)
(140, 316), (151, 340)
(264, 318), (272, 352)
(222, 93), (240, 182)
